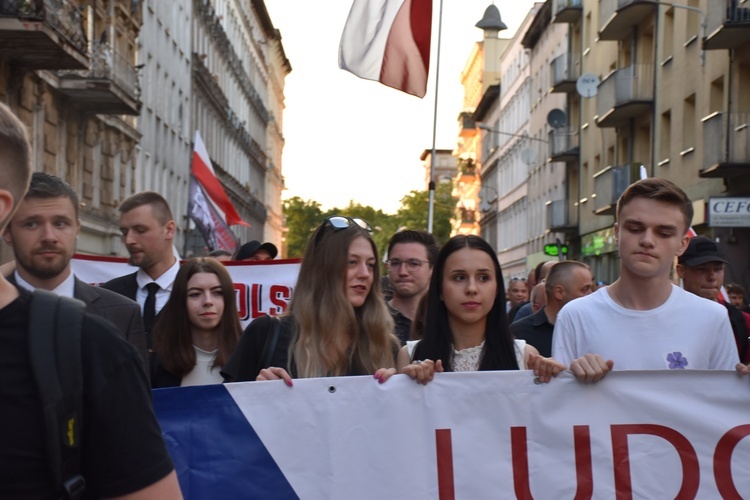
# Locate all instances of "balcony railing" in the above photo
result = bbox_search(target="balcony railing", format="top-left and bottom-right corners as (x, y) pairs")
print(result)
(546, 199), (577, 231)
(553, 0), (582, 23)
(593, 163), (641, 215)
(0, 0), (88, 69)
(548, 128), (580, 162)
(599, 0), (658, 41)
(596, 64), (654, 127)
(57, 42), (141, 115)
(701, 112), (750, 178)
(551, 53), (580, 93)
(705, 0), (750, 50)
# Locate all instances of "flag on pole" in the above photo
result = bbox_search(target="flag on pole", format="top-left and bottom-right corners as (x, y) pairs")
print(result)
(188, 131), (248, 252)
(338, 0), (432, 98)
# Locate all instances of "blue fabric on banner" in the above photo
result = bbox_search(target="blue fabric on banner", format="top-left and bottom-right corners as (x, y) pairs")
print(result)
(153, 384), (298, 499)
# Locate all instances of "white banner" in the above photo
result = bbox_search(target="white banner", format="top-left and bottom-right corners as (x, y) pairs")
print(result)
(71, 255), (301, 328)
(154, 370), (750, 499)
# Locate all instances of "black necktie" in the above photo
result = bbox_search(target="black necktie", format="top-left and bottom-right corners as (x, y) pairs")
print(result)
(143, 283), (160, 346)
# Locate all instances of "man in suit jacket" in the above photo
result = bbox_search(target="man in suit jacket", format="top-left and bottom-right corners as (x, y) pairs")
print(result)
(101, 191), (180, 348)
(2, 172), (149, 376)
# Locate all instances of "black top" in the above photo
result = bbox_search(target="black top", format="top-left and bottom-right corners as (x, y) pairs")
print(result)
(387, 303), (412, 346)
(0, 287), (174, 498)
(725, 302), (749, 363)
(509, 307), (555, 358)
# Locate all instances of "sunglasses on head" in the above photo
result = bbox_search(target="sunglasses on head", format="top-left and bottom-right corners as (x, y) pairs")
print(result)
(510, 277), (527, 282)
(316, 216), (373, 242)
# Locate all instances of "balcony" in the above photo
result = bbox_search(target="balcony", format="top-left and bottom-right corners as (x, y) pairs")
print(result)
(56, 43), (141, 115)
(458, 111), (476, 138)
(593, 163), (641, 215)
(458, 206), (476, 227)
(457, 157), (477, 182)
(551, 53), (580, 93)
(546, 199), (577, 231)
(0, 0), (88, 69)
(553, 0), (582, 24)
(704, 0), (750, 50)
(596, 64), (654, 128)
(599, 0), (658, 41)
(548, 128), (580, 162)
(701, 112), (750, 178)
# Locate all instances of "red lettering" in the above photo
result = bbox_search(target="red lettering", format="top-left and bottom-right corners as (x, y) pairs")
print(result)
(269, 285), (291, 315)
(511, 425), (593, 500)
(251, 283), (267, 319)
(234, 283), (249, 321)
(611, 424), (698, 500)
(511, 427), (533, 500)
(713, 424), (750, 499)
(435, 429), (455, 500)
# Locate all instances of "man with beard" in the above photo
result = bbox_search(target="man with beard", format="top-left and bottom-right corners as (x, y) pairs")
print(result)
(385, 230), (438, 344)
(2, 172), (149, 375)
(102, 191), (179, 348)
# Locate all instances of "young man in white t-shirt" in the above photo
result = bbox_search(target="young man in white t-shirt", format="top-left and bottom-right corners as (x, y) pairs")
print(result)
(552, 178), (743, 382)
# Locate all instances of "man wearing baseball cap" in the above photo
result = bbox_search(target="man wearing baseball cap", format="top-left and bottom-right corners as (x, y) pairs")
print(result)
(234, 240), (278, 261)
(677, 236), (748, 362)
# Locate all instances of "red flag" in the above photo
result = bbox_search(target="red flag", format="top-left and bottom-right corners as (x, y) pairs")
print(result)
(339, 0), (432, 98)
(191, 131), (249, 228)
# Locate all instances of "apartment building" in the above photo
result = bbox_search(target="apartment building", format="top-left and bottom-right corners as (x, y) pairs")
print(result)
(536, 0), (750, 285)
(0, 0), (143, 259)
(475, 5), (541, 279)
(452, 4), (509, 237)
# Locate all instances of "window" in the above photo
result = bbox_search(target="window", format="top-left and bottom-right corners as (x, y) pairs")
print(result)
(683, 94), (696, 150)
(660, 110), (671, 164)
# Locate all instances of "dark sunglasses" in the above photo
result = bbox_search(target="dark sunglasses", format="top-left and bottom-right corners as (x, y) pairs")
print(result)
(316, 216), (373, 242)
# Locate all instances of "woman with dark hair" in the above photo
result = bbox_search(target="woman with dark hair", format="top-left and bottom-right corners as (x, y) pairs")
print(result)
(223, 216), (405, 384)
(151, 257), (241, 388)
(397, 235), (564, 383)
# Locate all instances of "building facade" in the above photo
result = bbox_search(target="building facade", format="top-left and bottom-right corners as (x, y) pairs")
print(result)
(0, 0), (143, 260)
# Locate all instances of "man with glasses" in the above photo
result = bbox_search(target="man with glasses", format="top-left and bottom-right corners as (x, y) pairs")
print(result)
(385, 230), (438, 345)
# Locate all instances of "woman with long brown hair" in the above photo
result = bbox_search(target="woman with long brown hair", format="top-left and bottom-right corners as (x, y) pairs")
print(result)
(223, 216), (402, 384)
(151, 257), (241, 388)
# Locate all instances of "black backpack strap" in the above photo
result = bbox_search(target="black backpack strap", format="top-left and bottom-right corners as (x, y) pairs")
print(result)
(261, 316), (282, 369)
(28, 291), (86, 500)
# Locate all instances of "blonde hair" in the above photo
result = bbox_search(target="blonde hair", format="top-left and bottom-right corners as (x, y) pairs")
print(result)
(290, 221), (397, 377)
(0, 103), (32, 230)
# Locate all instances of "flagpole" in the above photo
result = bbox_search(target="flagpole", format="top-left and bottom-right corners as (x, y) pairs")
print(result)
(427, 0), (444, 234)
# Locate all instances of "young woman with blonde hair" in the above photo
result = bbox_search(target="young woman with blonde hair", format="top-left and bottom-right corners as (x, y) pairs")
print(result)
(223, 216), (401, 384)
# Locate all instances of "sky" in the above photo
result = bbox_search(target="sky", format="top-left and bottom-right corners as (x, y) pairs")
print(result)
(264, 1), (540, 214)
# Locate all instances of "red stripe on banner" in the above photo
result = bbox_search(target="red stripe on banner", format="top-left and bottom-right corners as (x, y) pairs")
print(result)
(435, 429), (455, 500)
(714, 424), (750, 499)
(510, 427), (533, 500)
(573, 425), (593, 499)
(192, 151), (249, 227)
(380, 0), (430, 97)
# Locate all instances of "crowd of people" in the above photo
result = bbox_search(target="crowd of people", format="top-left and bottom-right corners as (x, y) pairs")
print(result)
(2, 100), (750, 497)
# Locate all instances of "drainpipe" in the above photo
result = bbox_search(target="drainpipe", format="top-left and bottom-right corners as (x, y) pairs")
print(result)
(651, 4), (661, 177)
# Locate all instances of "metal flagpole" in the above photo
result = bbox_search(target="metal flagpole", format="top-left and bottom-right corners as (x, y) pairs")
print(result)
(427, 0), (444, 234)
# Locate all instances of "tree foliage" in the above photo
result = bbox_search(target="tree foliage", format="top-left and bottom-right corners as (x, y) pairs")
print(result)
(282, 184), (457, 260)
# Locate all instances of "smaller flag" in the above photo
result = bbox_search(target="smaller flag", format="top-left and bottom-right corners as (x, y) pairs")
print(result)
(189, 131), (248, 252)
(338, 0), (432, 98)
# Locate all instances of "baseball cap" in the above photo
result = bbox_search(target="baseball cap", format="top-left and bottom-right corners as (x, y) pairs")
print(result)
(235, 240), (278, 261)
(678, 237), (729, 266)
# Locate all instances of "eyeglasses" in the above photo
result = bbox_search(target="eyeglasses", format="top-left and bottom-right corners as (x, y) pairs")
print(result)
(322, 216), (372, 232)
(386, 259), (430, 272)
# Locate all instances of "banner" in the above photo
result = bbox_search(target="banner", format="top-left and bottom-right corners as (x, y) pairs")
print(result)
(154, 370), (750, 499)
(71, 254), (300, 328)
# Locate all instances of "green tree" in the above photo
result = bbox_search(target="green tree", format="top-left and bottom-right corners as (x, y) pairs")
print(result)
(282, 196), (323, 258)
(394, 182), (456, 246)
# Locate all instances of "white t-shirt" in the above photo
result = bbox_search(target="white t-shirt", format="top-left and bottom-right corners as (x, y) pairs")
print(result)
(180, 346), (224, 387)
(552, 285), (739, 370)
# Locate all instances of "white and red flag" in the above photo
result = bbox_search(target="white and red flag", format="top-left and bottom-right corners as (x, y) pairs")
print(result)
(338, 0), (432, 98)
(188, 131), (249, 252)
